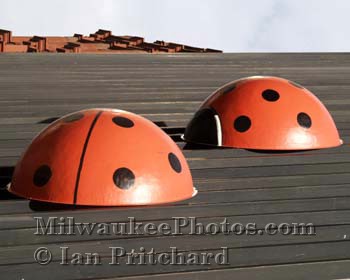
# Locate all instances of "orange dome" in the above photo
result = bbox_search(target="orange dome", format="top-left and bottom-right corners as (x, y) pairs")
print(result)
(184, 76), (342, 150)
(10, 109), (196, 205)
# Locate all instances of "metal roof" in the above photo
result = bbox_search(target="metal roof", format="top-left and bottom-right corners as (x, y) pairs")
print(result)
(0, 53), (349, 279)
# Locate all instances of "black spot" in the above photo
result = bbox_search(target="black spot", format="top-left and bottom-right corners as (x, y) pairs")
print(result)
(168, 153), (182, 173)
(112, 116), (134, 128)
(222, 84), (236, 95)
(63, 113), (84, 123)
(262, 89), (280, 101)
(33, 165), (52, 187)
(184, 108), (219, 145)
(113, 168), (135, 189)
(289, 80), (304, 89)
(234, 116), (251, 132)
(297, 112), (312, 128)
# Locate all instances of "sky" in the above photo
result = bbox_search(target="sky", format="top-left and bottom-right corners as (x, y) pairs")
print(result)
(1, 0), (349, 52)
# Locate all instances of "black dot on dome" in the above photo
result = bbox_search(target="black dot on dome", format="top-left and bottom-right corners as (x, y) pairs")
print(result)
(33, 165), (52, 187)
(113, 168), (135, 190)
(222, 84), (236, 95)
(262, 89), (280, 102)
(63, 113), (84, 123)
(234, 116), (251, 132)
(289, 80), (304, 89)
(168, 153), (182, 173)
(297, 112), (312, 128)
(112, 116), (134, 128)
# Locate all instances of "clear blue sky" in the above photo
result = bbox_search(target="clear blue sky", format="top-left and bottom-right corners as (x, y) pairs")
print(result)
(1, 0), (349, 52)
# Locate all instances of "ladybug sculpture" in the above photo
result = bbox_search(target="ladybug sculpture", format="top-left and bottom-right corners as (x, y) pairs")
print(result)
(9, 109), (196, 206)
(184, 76), (342, 150)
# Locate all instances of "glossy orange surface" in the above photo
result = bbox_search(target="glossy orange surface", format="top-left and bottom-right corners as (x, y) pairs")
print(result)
(10, 109), (196, 205)
(184, 76), (342, 150)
